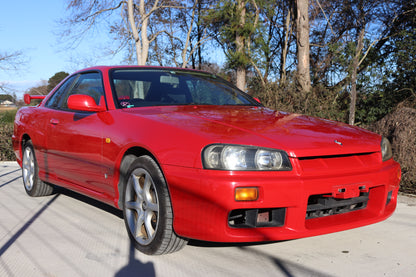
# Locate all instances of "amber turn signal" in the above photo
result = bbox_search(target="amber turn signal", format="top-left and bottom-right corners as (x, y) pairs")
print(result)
(235, 187), (259, 201)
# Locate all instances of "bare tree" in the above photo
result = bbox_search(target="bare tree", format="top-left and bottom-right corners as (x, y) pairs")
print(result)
(349, 27), (365, 125)
(0, 51), (25, 71)
(146, 0), (211, 68)
(126, 0), (185, 65)
(280, 3), (295, 85)
(61, 0), (209, 67)
(309, 0), (412, 124)
(295, 0), (311, 93)
(27, 80), (49, 95)
(0, 50), (26, 92)
(180, 0), (211, 68)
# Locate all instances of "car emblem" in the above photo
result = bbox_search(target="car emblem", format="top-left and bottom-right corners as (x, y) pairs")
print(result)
(334, 140), (343, 146)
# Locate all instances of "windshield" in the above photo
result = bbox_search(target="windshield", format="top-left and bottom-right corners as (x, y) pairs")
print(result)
(110, 69), (260, 108)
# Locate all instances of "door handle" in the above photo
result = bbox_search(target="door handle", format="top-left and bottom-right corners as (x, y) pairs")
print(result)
(50, 119), (60, 125)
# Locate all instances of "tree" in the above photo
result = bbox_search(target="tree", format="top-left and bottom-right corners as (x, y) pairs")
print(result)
(27, 80), (48, 96)
(355, 1), (416, 124)
(0, 94), (15, 102)
(177, 0), (212, 68)
(379, 1), (416, 106)
(61, 0), (164, 65)
(0, 51), (25, 72)
(27, 72), (69, 96)
(190, 0), (214, 69)
(125, 0), (185, 65)
(347, 0), (366, 125)
(308, 0), (415, 124)
(205, 0), (260, 91)
(47, 71), (69, 92)
(143, 0), (211, 68)
(61, 0), (208, 67)
(247, 0), (296, 87)
(0, 50), (26, 92)
(295, 0), (311, 94)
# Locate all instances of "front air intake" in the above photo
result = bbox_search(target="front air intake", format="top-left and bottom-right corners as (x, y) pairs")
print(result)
(306, 192), (369, 219)
(228, 208), (286, 228)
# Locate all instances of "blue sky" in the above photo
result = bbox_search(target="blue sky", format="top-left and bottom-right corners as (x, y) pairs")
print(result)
(0, 1), (225, 100)
(0, 1), (122, 99)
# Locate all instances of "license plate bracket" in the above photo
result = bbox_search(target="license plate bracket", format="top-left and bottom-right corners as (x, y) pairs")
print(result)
(332, 183), (369, 199)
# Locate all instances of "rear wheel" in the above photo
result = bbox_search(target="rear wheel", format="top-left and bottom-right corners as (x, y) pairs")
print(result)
(122, 155), (187, 255)
(22, 140), (54, 197)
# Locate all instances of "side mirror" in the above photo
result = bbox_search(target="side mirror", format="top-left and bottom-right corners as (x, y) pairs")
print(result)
(253, 97), (261, 104)
(67, 94), (106, 112)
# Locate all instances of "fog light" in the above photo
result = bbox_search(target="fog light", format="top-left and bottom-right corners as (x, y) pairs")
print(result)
(235, 187), (258, 201)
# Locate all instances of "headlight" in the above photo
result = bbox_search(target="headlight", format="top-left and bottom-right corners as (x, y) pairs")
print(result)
(203, 144), (292, 171)
(381, 137), (393, 162)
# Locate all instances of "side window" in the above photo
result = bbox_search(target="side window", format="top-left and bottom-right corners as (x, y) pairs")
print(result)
(44, 75), (77, 109)
(62, 72), (104, 110)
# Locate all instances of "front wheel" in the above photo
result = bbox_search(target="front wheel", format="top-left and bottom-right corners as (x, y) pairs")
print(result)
(122, 155), (187, 255)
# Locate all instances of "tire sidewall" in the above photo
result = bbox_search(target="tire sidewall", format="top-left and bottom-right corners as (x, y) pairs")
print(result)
(22, 141), (39, 196)
(122, 156), (171, 255)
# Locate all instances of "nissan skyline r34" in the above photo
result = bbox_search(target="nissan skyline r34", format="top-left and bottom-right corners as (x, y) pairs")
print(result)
(13, 66), (401, 255)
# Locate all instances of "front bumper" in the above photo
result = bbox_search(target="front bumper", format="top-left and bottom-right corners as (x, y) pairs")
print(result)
(163, 159), (401, 242)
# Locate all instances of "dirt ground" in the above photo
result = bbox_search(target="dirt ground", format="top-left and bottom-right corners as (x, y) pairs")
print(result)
(0, 106), (17, 111)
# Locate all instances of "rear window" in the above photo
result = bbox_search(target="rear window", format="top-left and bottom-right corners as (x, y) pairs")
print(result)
(110, 69), (259, 108)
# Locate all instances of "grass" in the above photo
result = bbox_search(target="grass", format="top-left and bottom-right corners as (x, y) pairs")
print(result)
(0, 108), (18, 124)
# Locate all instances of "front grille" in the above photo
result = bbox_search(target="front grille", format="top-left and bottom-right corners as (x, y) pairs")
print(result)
(298, 152), (379, 174)
(306, 192), (369, 219)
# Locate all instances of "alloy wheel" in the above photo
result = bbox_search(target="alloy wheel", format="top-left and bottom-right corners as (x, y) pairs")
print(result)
(22, 146), (35, 192)
(125, 168), (160, 245)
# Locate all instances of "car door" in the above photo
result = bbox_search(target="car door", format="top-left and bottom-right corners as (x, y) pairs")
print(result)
(45, 71), (113, 197)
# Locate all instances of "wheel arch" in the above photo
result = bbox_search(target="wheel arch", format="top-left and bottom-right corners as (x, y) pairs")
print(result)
(22, 134), (31, 145)
(18, 134), (32, 161)
(116, 146), (168, 209)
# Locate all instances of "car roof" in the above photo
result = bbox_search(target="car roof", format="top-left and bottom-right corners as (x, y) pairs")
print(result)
(75, 65), (210, 75)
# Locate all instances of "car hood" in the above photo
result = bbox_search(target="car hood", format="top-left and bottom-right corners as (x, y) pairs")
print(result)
(125, 105), (381, 158)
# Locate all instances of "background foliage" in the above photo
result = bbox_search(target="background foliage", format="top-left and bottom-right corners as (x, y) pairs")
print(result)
(1, 0), (415, 191)
(0, 110), (16, 161)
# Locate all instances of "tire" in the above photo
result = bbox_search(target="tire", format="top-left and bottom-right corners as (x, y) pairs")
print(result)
(122, 155), (187, 255)
(22, 140), (54, 197)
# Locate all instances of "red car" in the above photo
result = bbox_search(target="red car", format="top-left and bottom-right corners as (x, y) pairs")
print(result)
(13, 66), (401, 255)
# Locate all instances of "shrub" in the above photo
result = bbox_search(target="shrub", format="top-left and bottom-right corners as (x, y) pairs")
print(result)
(248, 78), (348, 123)
(0, 123), (15, 161)
(368, 107), (416, 194)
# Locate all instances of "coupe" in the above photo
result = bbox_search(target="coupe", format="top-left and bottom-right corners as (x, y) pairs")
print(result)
(13, 66), (401, 255)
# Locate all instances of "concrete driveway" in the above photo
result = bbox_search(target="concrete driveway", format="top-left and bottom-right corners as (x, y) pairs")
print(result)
(1, 161), (415, 277)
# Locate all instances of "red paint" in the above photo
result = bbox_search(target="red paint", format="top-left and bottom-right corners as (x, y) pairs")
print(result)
(13, 66), (401, 242)
(23, 94), (46, 104)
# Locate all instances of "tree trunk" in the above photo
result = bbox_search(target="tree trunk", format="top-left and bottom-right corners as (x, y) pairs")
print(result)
(349, 27), (365, 125)
(197, 0), (203, 70)
(127, 0), (141, 65)
(235, 0), (246, 91)
(181, 0), (198, 68)
(139, 0), (150, 65)
(236, 67), (246, 91)
(280, 7), (293, 85)
(296, 0), (311, 93)
(127, 0), (151, 65)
